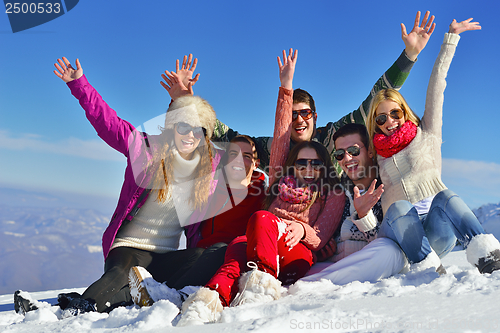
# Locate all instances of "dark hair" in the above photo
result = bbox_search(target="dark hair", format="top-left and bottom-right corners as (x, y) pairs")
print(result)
(293, 88), (316, 112)
(220, 135), (258, 166)
(333, 123), (370, 149)
(265, 141), (340, 211)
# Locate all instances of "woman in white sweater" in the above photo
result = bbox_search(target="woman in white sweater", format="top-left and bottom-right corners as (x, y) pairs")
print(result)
(366, 18), (500, 274)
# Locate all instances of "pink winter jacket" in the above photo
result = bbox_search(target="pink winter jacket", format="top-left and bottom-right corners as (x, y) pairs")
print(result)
(67, 75), (221, 259)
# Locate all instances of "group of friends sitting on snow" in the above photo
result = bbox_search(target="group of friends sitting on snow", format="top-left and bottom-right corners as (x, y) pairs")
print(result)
(14, 11), (500, 326)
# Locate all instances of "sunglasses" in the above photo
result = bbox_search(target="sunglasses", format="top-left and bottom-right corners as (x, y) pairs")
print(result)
(333, 145), (362, 161)
(375, 109), (404, 126)
(292, 109), (314, 121)
(294, 159), (324, 171)
(175, 122), (206, 139)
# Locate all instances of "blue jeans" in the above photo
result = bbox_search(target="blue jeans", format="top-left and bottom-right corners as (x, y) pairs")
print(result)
(378, 190), (485, 264)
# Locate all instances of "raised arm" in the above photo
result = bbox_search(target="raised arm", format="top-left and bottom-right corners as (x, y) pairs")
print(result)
(318, 11), (435, 164)
(422, 18), (481, 136)
(269, 48), (297, 185)
(54, 57), (137, 156)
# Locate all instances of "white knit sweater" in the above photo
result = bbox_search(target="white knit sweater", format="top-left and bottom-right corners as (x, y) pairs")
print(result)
(111, 150), (199, 253)
(378, 33), (460, 214)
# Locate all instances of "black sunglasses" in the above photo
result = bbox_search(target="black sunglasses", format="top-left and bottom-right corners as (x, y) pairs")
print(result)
(333, 145), (362, 161)
(176, 122), (206, 139)
(375, 109), (404, 126)
(294, 159), (324, 170)
(292, 109), (314, 121)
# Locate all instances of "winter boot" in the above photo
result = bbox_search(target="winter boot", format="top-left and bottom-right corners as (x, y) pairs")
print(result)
(14, 290), (38, 315)
(128, 266), (183, 308)
(230, 266), (282, 306)
(62, 297), (97, 317)
(129, 266), (154, 307)
(466, 234), (500, 274)
(177, 287), (223, 326)
(409, 249), (446, 275)
(57, 292), (82, 310)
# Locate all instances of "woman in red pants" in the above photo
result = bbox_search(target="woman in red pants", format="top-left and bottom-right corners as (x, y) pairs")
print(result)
(177, 49), (345, 326)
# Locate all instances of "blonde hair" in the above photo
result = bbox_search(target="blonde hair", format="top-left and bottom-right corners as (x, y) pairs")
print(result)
(367, 89), (420, 154)
(148, 96), (216, 211)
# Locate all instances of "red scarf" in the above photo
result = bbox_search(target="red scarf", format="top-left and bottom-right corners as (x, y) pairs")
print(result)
(373, 120), (417, 158)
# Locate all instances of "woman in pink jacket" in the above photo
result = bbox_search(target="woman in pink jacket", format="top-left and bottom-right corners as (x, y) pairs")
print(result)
(14, 57), (223, 316)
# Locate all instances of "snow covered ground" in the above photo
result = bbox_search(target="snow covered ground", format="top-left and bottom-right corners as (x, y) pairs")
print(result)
(2, 250), (500, 332)
(1, 203), (499, 333)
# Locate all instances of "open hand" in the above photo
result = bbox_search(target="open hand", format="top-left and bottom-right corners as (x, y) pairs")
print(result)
(160, 71), (194, 100)
(353, 179), (384, 219)
(449, 18), (481, 34)
(175, 54), (200, 88)
(277, 48), (298, 90)
(401, 11), (436, 61)
(53, 57), (83, 83)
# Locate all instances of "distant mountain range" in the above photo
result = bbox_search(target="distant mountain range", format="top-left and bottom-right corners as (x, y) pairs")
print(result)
(0, 205), (109, 295)
(0, 189), (498, 296)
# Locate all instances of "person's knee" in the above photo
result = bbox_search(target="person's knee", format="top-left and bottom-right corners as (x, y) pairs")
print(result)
(432, 189), (458, 207)
(385, 200), (416, 225)
(247, 210), (278, 230)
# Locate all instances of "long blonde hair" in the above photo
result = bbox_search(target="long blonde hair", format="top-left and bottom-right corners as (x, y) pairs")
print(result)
(148, 96), (216, 211)
(148, 131), (214, 211)
(367, 89), (420, 154)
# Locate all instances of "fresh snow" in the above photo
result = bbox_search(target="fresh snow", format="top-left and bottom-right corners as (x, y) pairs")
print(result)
(1, 203), (499, 332)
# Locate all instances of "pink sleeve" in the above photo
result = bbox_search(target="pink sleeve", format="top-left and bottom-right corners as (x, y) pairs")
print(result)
(299, 191), (345, 251)
(67, 75), (136, 157)
(269, 87), (293, 185)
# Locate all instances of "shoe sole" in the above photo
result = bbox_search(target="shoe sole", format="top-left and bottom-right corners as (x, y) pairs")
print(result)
(129, 267), (154, 307)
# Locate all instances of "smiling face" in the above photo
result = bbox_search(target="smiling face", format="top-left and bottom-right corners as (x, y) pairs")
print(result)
(334, 133), (375, 189)
(224, 141), (258, 186)
(291, 102), (317, 143)
(375, 100), (406, 136)
(294, 147), (322, 187)
(174, 124), (202, 160)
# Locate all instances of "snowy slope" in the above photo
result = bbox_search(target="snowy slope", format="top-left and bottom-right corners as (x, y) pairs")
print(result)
(0, 202), (499, 333)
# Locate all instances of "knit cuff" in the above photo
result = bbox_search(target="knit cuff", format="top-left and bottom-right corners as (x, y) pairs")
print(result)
(443, 33), (460, 46)
(397, 49), (416, 70)
(298, 221), (320, 250)
(351, 209), (378, 233)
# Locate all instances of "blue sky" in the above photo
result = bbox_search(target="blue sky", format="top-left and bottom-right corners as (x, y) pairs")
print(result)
(1, 0), (499, 214)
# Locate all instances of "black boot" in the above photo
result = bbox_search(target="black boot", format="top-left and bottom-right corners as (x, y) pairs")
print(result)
(14, 290), (38, 315)
(57, 292), (83, 310)
(477, 249), (500, 274)
(63, 297), (97, 316)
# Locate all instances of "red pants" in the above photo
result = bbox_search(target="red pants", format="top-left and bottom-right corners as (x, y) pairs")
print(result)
(206, 210), (314, 306)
